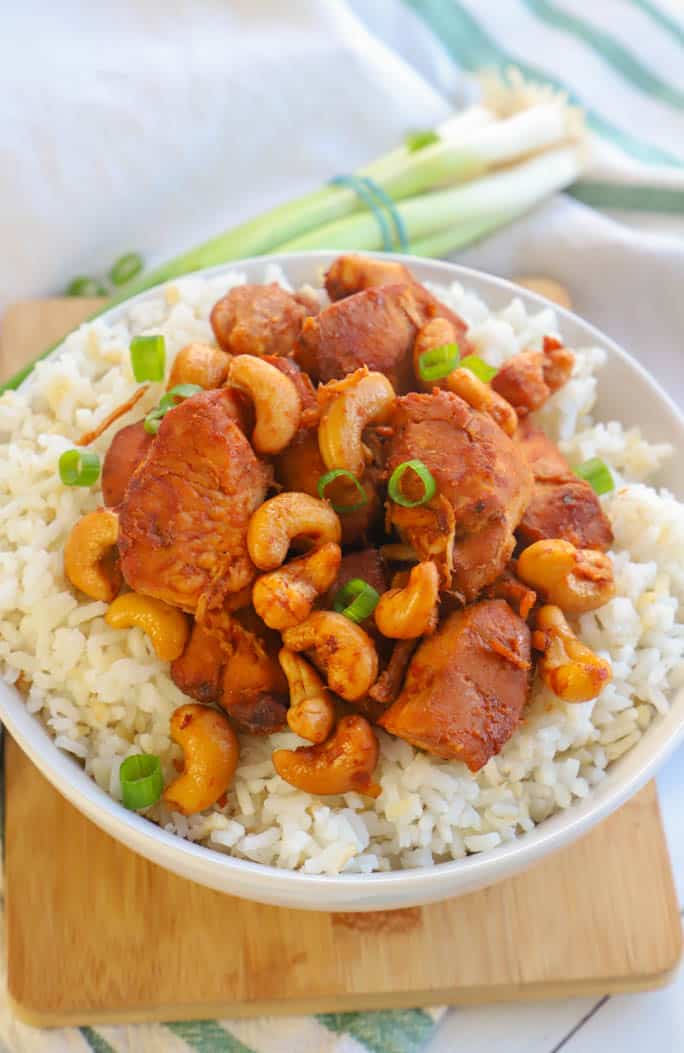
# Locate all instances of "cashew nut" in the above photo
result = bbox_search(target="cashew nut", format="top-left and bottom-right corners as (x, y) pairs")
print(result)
(374, 561), (439, 639)
(163, 703), (239, 815)
(533, 605), (612, 703)
(282, 610), (378, 702)
(64, 508), (121, 601)
(228, 354), (301, 454)
(247, 492), (341, 571)
(105, 593), (190, 661)
(517, 539), (615, 613)
(272, 714), (380, 797)
(413, 317), (457, 391)
(446, 368), (518, 437)
(279, 648), (336, 743)
(317, 367), (395, 477)
(166, 342), (231, 391)
(253, 542), (341, 631)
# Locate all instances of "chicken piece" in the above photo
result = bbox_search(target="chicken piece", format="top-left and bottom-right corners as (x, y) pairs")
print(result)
(294, 282), (472, 393)
(368, 638), (417, 706)
(379, 600), (531, 771)
(274, 429), (381, 546)
(210, 283), (309, 357)
(220, 614), (289, 734)
(517, 422), (613, 551)
(483, 565), (537, 621)
(325, 254), (414, 301)
(171, 621), (224, 704)
(386, 390), (533, 598)
(492, 336), (575, 417)
(118, 389), (271, 613)
(101, 421), (153, 507)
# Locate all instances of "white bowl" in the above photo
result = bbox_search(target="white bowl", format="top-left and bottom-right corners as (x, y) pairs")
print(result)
(2, 251), (683, 912)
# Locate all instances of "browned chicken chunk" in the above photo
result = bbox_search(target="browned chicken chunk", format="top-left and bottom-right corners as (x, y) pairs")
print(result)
(171, 620), (224, 704)
(492, 336), (575, 417)
(378, 600), (531, 771)
(118, 389), (271, 613)
(517, 421), (613, 551)
(101, 421), (153, 507)
(210, 283), (309, 357)
(386, 390), (533, 599)
(325, 254), (414, 301)
(483, 565), (537, 621)
(294, 282), (473, 393)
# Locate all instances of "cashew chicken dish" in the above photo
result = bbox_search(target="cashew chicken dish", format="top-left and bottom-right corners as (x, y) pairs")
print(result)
(1, 255), (681, 873)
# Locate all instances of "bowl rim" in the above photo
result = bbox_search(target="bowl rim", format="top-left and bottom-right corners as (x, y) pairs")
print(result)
(3, 249), (684, 900)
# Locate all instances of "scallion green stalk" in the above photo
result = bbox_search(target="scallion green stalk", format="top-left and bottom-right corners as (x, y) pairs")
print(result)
(277, 146), (583, 254)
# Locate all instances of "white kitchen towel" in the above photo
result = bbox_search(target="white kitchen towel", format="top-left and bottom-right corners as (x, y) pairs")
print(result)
(0, 2), (682, 1052)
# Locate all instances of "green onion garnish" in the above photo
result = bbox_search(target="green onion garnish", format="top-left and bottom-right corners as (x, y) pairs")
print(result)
(388, 459), (437, 508)
(317, 469), (369, 514)
(58, 449), (101, 487)
(110, 252), (144, 287)
(405, 129), (440, 152)
(418, 342), (460, 382)
(574, 457), (614, 496)
(130, 335), (166, 382)
(333, 578), (380, 623)
(459, 355), (498, 383)
(143, 408), (165, 435)
(144, 383), (202, 434)
(65, 276), (108, 297)
(120, 754), (163, 810)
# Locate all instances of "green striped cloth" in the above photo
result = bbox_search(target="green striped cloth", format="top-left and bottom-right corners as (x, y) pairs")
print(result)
(3, 2), (683, 1051)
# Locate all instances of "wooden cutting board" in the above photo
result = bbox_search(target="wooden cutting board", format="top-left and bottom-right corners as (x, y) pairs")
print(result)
(2, 301), (682, 1027)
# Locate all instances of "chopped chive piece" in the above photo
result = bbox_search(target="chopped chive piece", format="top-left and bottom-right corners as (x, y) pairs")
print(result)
(144, 383), (203, 434)
(109, 252), (144, 287)
(143, 408), (165, 435)
(405, 129), (440, 152)
(574, 457), (614, 496)
(317, 469), (369, 513)
(120, 754), (163, 810)
(158, 384), (203, 412)
(459, 355), (498, 383)
(65, 276), (108, 297)
(333, 578), (380, 623)
(418, 342), (460, 382)
(130, 335), (166, 382)
(58, 449), (101, 487)
(388, 459), (436, 508)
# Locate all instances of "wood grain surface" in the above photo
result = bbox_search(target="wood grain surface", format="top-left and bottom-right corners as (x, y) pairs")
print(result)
(2, 301), (682, 1027)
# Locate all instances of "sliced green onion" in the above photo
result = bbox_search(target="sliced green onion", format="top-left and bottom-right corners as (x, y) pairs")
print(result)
(144, 383), (203, 434)
(58, 449), (101, 487)
(158, 383), (203, 412)
(418, 342), (460, 382)
(143, 408), (165, 435)
(65, 276), (108, 297)
(405, 129), (441, 152)
(317, 469), (369, 514)
(333, 578), (380, 623)
(120, 754), (163, 810)
(388, 459), (437, 508)
(130, 335), (166, 382)
(110, 252), (144, 287)
(574, 457), (614, 496)
(459, 355), (498, 383)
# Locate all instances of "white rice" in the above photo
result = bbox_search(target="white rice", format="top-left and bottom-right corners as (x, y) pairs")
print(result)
(1, 267), (682, 875)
